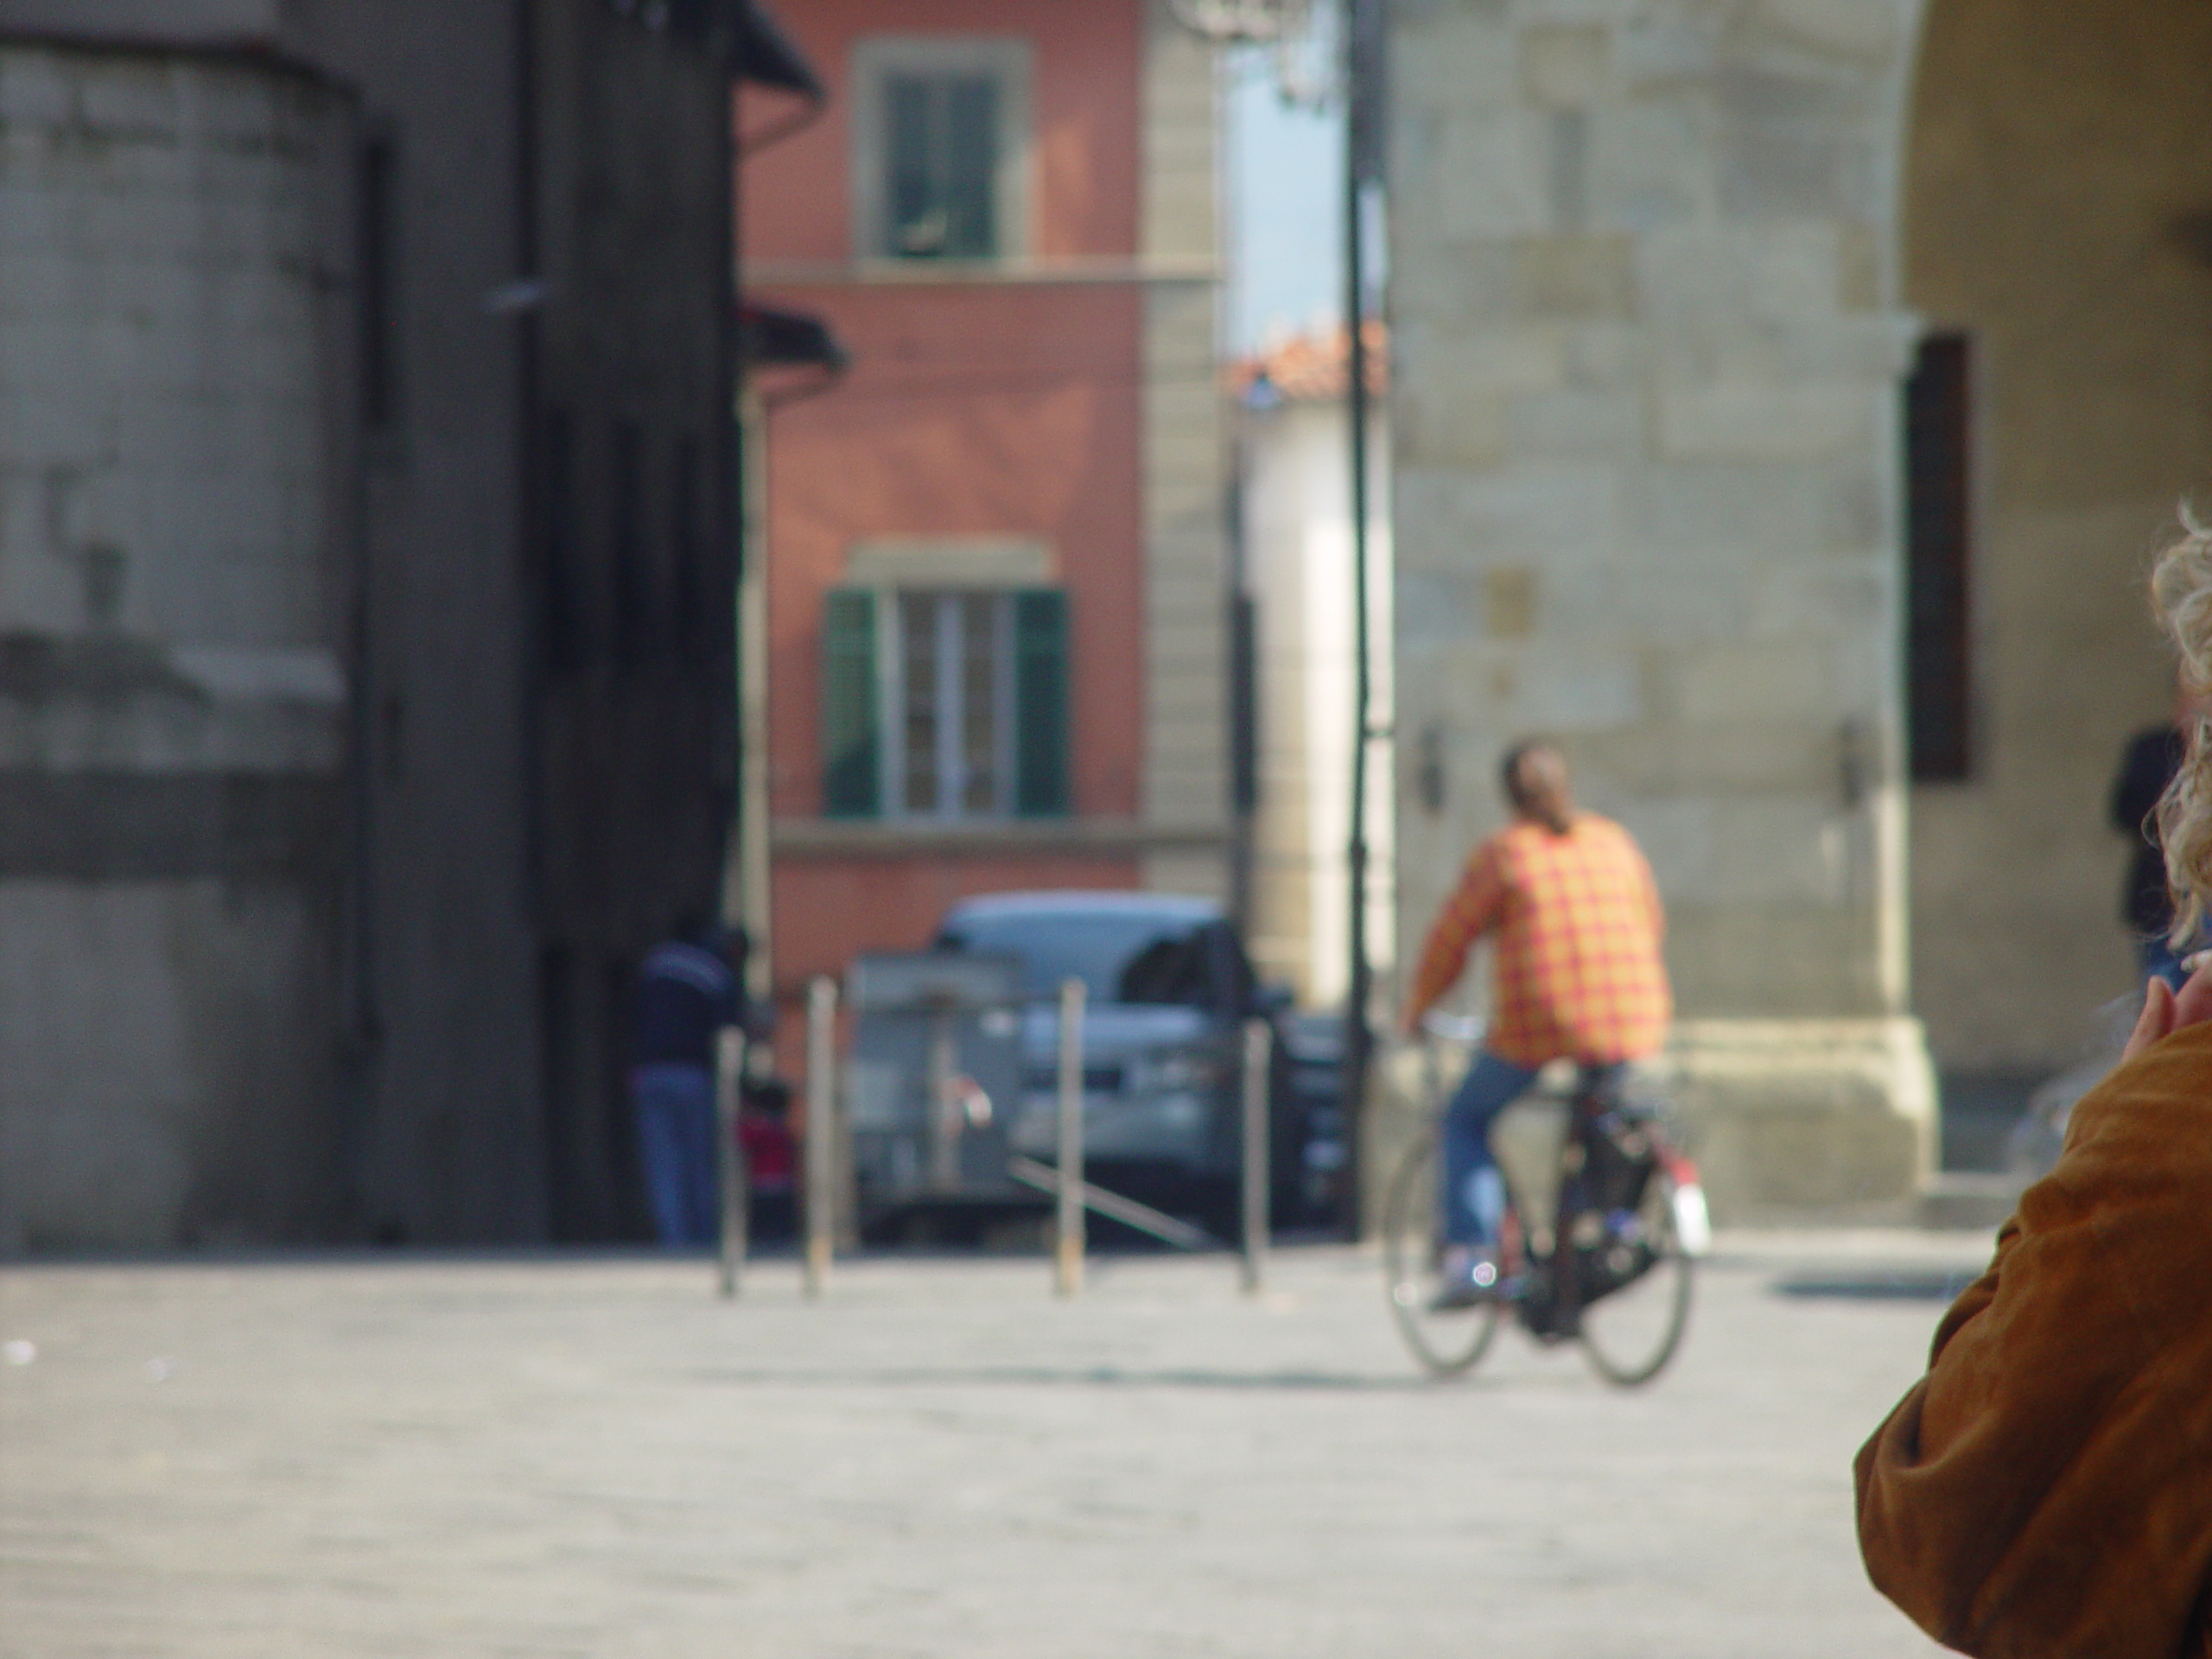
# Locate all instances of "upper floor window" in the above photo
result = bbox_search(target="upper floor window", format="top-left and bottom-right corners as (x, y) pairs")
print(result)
(852, 37), (1030, 263)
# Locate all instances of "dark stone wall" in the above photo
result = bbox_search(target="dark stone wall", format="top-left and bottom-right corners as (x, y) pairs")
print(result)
(308, 0), (740, 1245)
(0, 3), (741, 1249)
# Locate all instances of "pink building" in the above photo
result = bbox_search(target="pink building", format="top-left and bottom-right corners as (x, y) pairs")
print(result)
(742, 2), (1230, 1058)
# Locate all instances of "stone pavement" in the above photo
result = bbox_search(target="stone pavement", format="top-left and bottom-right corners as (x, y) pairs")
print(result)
(0, 1232), (1988, 1658)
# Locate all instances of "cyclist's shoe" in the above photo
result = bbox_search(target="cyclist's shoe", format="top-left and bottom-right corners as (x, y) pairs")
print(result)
(1430, 1246), (1514, 1312)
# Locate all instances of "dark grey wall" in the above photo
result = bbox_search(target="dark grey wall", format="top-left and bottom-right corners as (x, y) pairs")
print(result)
(308, 0), (740, 1245)
(522, 0), (739, 1243)
(0, 0), (740, 1249)
(298, 0), (545, 1245)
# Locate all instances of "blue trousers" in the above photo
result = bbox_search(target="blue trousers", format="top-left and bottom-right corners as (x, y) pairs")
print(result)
(633, 1062), (720, 1247)
(1441, 1052), (1624, 1247)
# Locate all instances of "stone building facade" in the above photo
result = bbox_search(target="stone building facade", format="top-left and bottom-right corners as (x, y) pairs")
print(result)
(1385, 0), (2212, 1217)
(1386, 0), (1930, 1218)
(0, 37), (357, 1249)
(0, 0), (774, 1249)
(1902, 0), (2212, 1078)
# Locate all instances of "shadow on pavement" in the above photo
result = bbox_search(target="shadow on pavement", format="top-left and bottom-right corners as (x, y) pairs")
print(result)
(690, 1363), (1436, 1393)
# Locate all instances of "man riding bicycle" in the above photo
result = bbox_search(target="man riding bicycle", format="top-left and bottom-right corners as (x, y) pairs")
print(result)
(1401, 741), (1672, 1308)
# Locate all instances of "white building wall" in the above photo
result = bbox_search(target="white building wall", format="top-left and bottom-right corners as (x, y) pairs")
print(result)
(1243, 393), (1393, 1008)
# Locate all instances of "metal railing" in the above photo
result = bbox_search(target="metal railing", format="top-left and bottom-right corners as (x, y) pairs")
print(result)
(715, 971), (1278, 1300)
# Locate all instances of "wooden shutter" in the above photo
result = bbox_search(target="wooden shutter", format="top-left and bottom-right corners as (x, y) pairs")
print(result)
(1012, 588), (1070, 817)
(821, 588), (880, 817)
(1904, 334), (1972, 782)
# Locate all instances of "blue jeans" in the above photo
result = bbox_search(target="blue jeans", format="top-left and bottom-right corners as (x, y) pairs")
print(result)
(633, 1063), (719, 1247)
(1441, 1052), (1624, 1247)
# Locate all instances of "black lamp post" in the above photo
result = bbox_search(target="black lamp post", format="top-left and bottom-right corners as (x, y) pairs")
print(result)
(1339, 0), (1381, 1237)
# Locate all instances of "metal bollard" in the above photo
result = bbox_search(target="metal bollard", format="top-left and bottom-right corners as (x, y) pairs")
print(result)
(1240, 1018), (1271, 1295)
(804, 975), (838, 1300)
(925, 1009), (960, 1190)
(1054, 977), (1086, 1298)
(715, 1027), (748, 1300)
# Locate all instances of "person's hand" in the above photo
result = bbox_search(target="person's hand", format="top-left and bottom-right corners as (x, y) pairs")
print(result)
(2122, 955), (2212, 1062)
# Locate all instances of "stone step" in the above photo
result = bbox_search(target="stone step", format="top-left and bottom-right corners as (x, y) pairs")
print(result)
(1918, 1172), (2023, 1232)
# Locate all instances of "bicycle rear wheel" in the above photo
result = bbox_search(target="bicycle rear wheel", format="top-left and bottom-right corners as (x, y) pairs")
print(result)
(1382, 1131), (1504, 1377)
(1576, 1170), (1693, 1387)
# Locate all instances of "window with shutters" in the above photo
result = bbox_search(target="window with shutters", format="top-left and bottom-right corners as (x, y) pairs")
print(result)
(820, 587), (1067, 821)
(852, 38), (1029, 264)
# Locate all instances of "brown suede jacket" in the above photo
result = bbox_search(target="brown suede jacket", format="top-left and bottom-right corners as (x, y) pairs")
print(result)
(1857, 1021), (2212, 1657)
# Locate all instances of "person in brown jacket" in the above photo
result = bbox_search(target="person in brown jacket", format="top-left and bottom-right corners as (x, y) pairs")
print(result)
(1857, 512), (2212, 1657)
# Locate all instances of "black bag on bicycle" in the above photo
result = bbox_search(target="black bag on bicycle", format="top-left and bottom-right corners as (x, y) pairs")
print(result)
(1570, 1111), (1662, 1306)
(1583, 1110), (1656, 1219)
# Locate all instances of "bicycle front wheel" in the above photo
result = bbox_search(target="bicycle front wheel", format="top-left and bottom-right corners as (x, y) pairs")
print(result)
(1382, 1131), (1503, 1378)
(1577, 1170), (1694, 1387)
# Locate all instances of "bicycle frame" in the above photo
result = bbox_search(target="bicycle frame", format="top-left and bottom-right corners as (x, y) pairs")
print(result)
(1420, 1017), (1707, 1262)
(1384, 1024), (1703, 1384)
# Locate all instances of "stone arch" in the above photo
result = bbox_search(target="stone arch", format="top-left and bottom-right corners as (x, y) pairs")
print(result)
(1897, 0), (2212, 1084)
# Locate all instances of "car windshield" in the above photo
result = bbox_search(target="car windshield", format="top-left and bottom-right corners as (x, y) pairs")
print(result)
(935, 912), (1209, 1005)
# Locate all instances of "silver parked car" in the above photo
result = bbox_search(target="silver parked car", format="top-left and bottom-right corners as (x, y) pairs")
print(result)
(932, 891), (1306, 1235)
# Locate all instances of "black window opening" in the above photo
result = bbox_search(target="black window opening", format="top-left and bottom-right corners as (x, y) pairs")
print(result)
(357, 133), (400, 429)
(883, 72), (999, 259)
(669, 436), (702, 658)
(611, 421), (652, 670)
(540, 409), (584, 677)
(1904, 332), (1972, 783)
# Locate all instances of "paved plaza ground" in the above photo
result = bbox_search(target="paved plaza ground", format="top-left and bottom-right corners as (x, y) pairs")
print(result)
(0, 1231), (1988, 1658)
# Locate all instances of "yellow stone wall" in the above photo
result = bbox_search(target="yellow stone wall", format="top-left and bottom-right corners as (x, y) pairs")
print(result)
(1904, 0), (2212, 1071)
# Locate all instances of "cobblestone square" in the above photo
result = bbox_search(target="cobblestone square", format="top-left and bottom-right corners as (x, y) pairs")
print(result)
(0, 1233), (1981, 1657)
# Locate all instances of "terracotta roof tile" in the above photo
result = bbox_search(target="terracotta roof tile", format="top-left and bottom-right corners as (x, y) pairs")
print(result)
(1227, 319), (1388, 404)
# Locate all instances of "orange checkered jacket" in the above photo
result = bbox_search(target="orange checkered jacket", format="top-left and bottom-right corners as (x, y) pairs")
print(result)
(1404, 813), (1670, 1068)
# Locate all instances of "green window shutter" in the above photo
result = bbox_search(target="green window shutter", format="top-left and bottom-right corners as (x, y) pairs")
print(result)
(821, 588), (880, 817)
(1012, 588), (1070, 818)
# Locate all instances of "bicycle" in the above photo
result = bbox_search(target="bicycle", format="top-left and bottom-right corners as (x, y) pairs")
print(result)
(1382, 1013), (1709, 1386)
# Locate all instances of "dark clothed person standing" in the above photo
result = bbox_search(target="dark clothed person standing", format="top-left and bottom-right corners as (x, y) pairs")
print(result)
(632, 931), (743, 1247)
(2112, 721), (2187, 987)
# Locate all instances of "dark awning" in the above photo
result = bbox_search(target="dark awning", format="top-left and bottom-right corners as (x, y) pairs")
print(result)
(657, 0), (822, 95)
(741, 304), (845, 371)
(729, 0), (822, 98)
